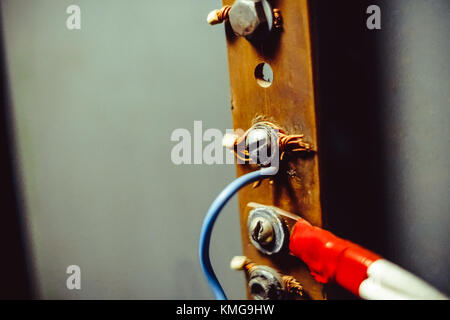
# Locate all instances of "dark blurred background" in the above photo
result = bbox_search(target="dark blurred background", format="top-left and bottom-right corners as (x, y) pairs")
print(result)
(0, 0), (448, 299)
(311, 0), (449, 298)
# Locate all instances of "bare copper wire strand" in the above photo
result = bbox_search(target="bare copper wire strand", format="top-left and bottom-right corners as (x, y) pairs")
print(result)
(282, 276), (304, 296)
(216, 5), (231, 24)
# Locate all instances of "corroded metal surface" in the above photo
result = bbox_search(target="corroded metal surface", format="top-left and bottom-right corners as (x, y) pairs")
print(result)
(222, 0), (325, 300)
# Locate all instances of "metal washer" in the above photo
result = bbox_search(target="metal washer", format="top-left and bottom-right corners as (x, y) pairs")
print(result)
(247, 206), (287, 255)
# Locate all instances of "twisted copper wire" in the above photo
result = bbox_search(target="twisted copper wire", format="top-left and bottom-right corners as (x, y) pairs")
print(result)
(232, 122), (313, 162)
(282, 276), (304, 296)
(216, 5), (231, 24)
(278, 133), (312, 160)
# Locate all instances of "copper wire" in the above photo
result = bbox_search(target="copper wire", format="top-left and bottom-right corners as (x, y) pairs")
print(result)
(232, 122), (314, 163)
(216, 5), (231, 24)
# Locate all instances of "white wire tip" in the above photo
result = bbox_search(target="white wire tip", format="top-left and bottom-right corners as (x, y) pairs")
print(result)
(260, 166), (279, 176)
(360, 259), (449, 300)
(207, 10), (220, 25)
(222, 133), (238, 149)
(230, 256), (248, 271)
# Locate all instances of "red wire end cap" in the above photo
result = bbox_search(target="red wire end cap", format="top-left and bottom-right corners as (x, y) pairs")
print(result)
(289, 219), (381, 296)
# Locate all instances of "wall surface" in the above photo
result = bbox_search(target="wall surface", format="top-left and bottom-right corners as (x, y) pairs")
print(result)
(2, 0), (448, 300)
(380, 0), (449, 294)
(311, 0), (449, 296)
(1, 0), (245, 299)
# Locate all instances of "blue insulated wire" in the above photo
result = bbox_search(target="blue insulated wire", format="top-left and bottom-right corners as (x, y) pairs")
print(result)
(199, 167), (277, 300)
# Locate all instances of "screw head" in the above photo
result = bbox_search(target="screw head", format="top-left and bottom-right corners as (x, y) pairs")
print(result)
(250, 218), (274, 245)
(245, 123), (278, 166)
(247, 206), (288, 255)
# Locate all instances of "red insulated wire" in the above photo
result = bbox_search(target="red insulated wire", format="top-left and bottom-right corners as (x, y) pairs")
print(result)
(289, 218), (381, 296)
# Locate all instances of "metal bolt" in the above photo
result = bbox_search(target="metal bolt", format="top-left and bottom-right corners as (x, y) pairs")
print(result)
(246, 127), (271, 150)
(230, 256), (303, 300)
(247, 206), (288, 255)
(245, 123), (278, 166)
(250, 218), (274, 246)
(228, 0), (260, 37)
(207, 0), (273, 40)
(248, 265), (283, 300)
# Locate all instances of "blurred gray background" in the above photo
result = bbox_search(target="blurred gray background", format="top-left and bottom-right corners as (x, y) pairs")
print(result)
(1, 0), (449, 300)
(1, 0), (245, 299)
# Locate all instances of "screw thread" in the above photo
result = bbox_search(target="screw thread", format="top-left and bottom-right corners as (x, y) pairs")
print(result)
(207, 5), (231, 25)
(282, 276), (304, 296)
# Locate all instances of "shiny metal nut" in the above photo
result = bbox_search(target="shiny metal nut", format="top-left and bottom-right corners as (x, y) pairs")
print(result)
(229, 0), (273, 39)
(248, 265), (283, 300)
(229, 0), (260, 37)
(245, 123), (278, 166)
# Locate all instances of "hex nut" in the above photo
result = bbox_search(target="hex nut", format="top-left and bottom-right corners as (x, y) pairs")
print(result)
(228, 0), (273, 39)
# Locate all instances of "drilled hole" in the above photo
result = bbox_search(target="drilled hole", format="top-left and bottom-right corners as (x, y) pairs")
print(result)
(254, 63), (273, 88)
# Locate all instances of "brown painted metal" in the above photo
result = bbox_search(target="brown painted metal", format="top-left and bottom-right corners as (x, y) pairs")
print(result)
(222, 0), (325, 300)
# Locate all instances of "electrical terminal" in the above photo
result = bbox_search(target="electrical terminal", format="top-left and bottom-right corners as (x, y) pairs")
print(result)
(230, 256), (304, 300)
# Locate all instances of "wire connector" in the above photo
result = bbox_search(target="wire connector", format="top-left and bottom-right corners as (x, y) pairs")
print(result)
(228, 122), (314, 164)
(289, 217), (449, 300)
